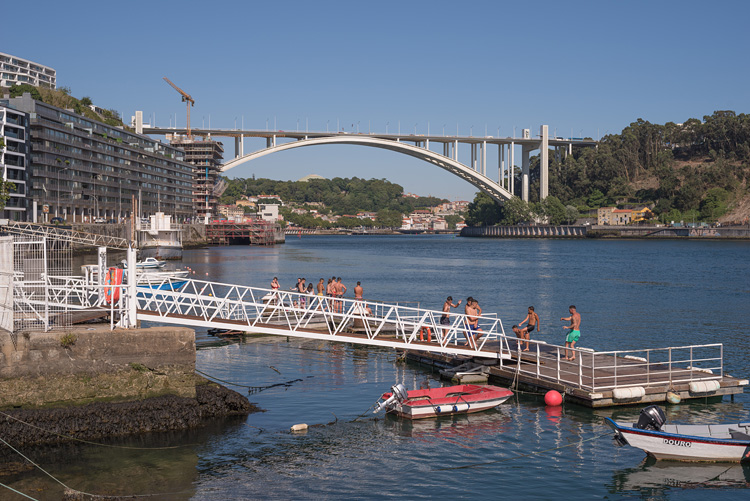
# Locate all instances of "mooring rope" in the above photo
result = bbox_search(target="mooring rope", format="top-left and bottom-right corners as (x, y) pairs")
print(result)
(0, 481), (38, 500)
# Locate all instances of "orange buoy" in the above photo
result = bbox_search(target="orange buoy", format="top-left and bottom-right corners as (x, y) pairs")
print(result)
(544, 390), (563, 406)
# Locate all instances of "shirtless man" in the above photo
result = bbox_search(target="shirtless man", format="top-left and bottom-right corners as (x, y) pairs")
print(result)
(335, 277), (347, 313)
(511, 325), (525, 350)
(441, 296), (461, 326)
(317, 278), (325, 296)
(518, 306), (540, 351)
(354, 281), (363, 299)
(561, 305), (581, 361)
(464, 298), (484, 347)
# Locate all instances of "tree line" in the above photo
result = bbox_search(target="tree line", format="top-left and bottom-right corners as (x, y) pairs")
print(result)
(220, 176), (446, 217)
(466, 110), (750, 226)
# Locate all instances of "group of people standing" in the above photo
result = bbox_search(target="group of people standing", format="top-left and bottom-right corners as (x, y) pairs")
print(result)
(270, 276), (365, 313)
(441, 296), (485, 347)
(511, 305), (581, 360)
(442, 296), (582, 357)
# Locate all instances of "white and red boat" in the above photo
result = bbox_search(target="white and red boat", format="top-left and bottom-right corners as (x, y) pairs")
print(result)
(606, 405), (750, 462)
(374, 383), (513, 420)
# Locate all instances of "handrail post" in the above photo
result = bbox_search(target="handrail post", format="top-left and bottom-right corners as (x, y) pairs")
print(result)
(668, 347), (672, 386)
(591, 351), (596, 392)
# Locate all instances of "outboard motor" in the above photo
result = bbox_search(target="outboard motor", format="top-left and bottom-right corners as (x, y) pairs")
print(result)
(635, 405), (667, 431)
(373, 383), (408, 413)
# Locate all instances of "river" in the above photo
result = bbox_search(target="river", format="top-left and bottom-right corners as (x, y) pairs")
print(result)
(4, 235), (750, 499)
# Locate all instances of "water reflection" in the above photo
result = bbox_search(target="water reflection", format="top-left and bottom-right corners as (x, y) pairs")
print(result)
(611, 457), (750, 494)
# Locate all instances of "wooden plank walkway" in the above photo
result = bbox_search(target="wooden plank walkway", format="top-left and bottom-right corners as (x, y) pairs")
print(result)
(406, 345), (747, 408)
(135, 304), (747, 409)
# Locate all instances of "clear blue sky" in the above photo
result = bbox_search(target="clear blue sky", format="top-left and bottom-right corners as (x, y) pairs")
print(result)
(4, 0), (749, 200)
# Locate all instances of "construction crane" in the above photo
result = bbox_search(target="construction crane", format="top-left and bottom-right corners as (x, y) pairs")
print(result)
(163, 77), (194, 137)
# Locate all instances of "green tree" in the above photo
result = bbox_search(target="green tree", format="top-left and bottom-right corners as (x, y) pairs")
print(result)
(9, 83), (42, 101)
(699, 187), (729, 221)
(376, 209), (402, 228)
(444, 214), (463, 229)
(465, 192), (502, 226)
(564, 205), (579, 225)
(501, 197), (532, 225)
(586, 189), (607, 208)
(537, 196), (566, 225)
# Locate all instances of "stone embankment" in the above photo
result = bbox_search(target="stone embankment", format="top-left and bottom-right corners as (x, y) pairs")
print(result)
(68, 222), (208, 251)
(461, 224), (750, 239)
(0, 325), (254, 447)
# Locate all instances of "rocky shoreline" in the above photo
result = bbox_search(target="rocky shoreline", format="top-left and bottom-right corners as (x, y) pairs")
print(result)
(0, 378), (256, 449)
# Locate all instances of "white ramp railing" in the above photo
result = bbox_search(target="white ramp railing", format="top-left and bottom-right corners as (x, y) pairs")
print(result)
(134, 278), (513, 358)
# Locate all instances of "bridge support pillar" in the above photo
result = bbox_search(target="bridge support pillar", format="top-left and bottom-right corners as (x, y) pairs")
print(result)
(510, 142), (515, 195)
(540, 125), (549, 200)
(521, 145), (532, 202)
(235, 136), (244, 158)
(482, 141), (487, 176)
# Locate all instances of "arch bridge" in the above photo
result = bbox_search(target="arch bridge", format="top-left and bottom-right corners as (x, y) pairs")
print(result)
(140, 120), (596, 203)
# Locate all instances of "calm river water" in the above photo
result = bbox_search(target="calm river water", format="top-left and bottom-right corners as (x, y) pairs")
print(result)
(5, 235), (750, 499)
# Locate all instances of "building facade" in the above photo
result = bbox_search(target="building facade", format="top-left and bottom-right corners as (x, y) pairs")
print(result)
(1, 93), (194, 222)
(0, 104), (29, 220)
(167, 134), (224, 221)
(0, 52), (56, 89)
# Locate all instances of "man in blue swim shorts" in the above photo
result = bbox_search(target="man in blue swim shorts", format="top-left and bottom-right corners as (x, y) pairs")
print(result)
(560, 305), (581, 361)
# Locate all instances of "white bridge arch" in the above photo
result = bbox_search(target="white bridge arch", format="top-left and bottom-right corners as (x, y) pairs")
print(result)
(220, 135), (514, 202)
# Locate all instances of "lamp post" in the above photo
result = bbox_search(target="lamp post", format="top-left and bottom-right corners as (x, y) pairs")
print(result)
(55, 158), (69, 218)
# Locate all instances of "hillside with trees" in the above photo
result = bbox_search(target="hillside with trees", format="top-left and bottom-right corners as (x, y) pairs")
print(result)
(6, 84), (126, 127)
(466, 110), (750, 226)
(220, 176), (446, 216)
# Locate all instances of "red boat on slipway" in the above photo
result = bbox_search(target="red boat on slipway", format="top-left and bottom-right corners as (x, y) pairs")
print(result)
(374, 383), (514, 420)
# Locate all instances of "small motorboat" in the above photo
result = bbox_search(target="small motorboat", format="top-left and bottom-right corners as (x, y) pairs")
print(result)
(134, 257), (166, 269)
(136, 269), (189, 290)
(606, 405), (750, 463)
(373, 383), (513, 419)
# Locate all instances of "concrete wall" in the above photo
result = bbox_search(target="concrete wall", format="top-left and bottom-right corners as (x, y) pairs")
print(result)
(67, 222), (207, 251)
(0, 325), (197, 408)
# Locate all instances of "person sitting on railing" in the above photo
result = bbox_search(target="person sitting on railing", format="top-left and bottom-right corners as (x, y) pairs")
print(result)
(512, 325), (525, 350)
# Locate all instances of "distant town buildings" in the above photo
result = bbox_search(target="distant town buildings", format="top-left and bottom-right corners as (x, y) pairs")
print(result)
(598, 206), (654, 226)
(217, 204), (244, 221)
(0, 52), (56, 89)
(258, 203), (279, 222)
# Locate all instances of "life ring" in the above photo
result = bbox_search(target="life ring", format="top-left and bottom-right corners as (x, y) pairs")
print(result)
(104, 267), (123, 304)
(420, 326), (432, 342)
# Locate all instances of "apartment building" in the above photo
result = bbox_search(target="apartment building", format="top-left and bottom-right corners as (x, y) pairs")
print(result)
(1, 93), (194, 222)
(0, 104), (29, 220)
(0, 52), (56, 89)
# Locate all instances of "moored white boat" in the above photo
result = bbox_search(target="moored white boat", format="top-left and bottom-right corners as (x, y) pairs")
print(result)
(606, 405), (750, 462)
(134, 257), (166, 269)
(374, 383), (513, 420)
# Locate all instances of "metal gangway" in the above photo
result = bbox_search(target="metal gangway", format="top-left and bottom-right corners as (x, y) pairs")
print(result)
(0, 221), (129, 250)
(12, 260), (738, 397)
(13, 259), (513, 358)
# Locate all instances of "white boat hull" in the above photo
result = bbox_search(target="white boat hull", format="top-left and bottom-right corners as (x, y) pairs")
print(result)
(389, 395), (512, 419)
(607, 418), (750, 462)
